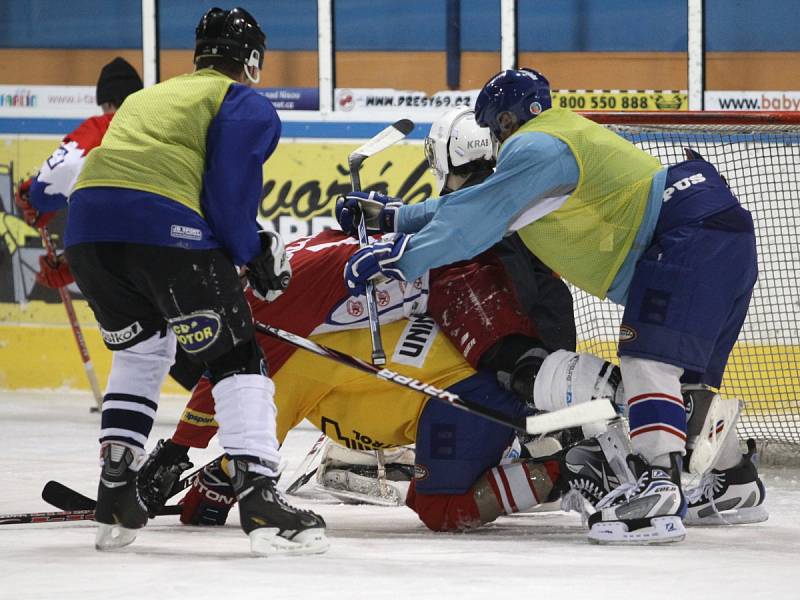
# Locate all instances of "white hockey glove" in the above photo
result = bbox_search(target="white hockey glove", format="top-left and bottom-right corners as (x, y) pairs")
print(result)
(245, 230), (292, 302)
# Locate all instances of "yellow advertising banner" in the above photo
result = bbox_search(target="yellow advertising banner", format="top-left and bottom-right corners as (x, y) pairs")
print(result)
(551, 90), (688, 111)
(0, 137), (433, 391)
(257, 140), (433, 239)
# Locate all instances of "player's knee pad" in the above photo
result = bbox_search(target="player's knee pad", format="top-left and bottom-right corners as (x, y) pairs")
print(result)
(204, 338), (265, 385)
(532, 349), (624, 413)
(106, 329), (177, 400)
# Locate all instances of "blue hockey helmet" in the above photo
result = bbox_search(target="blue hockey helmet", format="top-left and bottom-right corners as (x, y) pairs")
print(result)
(474, 68), (551, 140)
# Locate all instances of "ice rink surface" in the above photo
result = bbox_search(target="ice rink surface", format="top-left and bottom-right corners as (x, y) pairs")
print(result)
(2, 391), (799, 600)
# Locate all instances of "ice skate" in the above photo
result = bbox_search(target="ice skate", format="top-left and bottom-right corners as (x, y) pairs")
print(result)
(557, 432), (629, 517)
(685, 439), (767, 526)
(94, 442), (149, 551)
(226, 457), (329, 556)
(587, 453), (686, 545)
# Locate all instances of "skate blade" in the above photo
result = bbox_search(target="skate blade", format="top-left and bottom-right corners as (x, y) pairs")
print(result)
(249, 527), (330, 556)
(588, 516), (686, 545)
(685, 504), (769, 527)
(95, 522), (138, 550)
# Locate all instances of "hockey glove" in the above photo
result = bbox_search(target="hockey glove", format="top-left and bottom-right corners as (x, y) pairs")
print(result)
(245, 230), (292, 302)
(343, 233), (411, 297)
(36, 252), (75, 289)
(335, 191), (402, 237)
(138, 439), (193, 517)
(179, 458), (237, 526)
(14, 177), (56, 228)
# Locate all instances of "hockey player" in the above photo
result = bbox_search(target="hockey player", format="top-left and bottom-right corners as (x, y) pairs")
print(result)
(14, 57), (142, 289)
(142, 226), (625, 532)
(341, 69), (765, 543)
(338, 107), (579, 400)
(63, 7), (327, 556)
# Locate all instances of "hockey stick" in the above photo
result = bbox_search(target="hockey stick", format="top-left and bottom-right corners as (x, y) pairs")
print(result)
(39, 225), (103, 413)
(0, 505), (183, 527)
(0, 509), (96, 525)
(41, 455), (219, 512)
(348, 119), (415, 366)
(283, 433), (330, 494)
(254, 321), (617, 434)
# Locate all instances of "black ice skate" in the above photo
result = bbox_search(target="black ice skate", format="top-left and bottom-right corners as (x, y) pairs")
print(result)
(587, 453), (687, 545)
(225, 456), (329, 556)
(94, 442), (149, 550)
(559, 437), (623, 512)
(138, 439), (193, 516)
(685, 439), (768, 526)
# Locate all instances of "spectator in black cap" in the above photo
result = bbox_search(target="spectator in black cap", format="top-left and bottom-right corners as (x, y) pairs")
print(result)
(96, 57), (144, 114)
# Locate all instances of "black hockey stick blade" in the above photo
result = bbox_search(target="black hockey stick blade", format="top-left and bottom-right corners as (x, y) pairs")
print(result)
(42, 481), (96, 511)
(41, 455), (219, 513)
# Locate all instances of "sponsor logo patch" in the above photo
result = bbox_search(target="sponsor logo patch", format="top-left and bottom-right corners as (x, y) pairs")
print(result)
(169, 311), (221, 354)
(100, 321), (144, 347)
(391, 315), (438, 368)
(320, 417), (391, 451)
(662, 172), (706, 203)
(414, 464), (429, 480)
(170, 224), (203, 241)
(619, 324), (638, 343)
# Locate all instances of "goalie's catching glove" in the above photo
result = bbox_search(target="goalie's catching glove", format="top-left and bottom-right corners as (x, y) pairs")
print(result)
(335, 191), (402, 237)
(343, 233), (411, 296)
(245, 230), (291, 302)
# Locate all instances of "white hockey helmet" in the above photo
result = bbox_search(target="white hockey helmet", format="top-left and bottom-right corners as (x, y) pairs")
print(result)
(424, 107), (495, 194)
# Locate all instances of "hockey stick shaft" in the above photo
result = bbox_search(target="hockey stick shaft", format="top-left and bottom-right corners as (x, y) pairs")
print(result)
(39, 226), (103, 412)
(255, 320), (529, 433)
(347, 119), (415, 366)
(0, 505), (183, 526)
(255, 321), (618, 435)
(0, 509), (95, 525)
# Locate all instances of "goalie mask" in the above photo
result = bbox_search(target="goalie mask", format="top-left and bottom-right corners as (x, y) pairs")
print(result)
(424, 108), (496, 195)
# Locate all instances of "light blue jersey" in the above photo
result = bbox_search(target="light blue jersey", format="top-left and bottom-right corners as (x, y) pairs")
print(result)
(396, 131), (666, 305)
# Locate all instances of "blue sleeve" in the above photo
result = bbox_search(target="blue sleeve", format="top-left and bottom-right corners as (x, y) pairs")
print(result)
(396, 197), (439, 232)
(201, 84), (281, 266)
(29, 177), (68, 213)
(395, 132), (580, 280)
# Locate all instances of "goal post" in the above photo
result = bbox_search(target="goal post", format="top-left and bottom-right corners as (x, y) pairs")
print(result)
(576, 111), (800, 461)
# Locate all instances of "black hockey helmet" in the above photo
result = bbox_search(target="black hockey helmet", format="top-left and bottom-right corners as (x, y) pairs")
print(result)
(194, 7), (266, 71)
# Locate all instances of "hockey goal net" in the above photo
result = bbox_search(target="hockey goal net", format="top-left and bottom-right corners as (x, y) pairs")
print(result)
(578, 111), (800, 462)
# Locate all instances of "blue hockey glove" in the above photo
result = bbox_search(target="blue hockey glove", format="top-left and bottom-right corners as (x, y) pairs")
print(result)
(343, 233), (411, 296)
(335, 191), (402, 237)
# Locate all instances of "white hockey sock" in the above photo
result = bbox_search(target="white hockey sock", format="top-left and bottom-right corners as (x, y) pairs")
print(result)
(212, 374), (281, 475)
(101, 330), (176, 449)
(620, 356), (686, 468)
